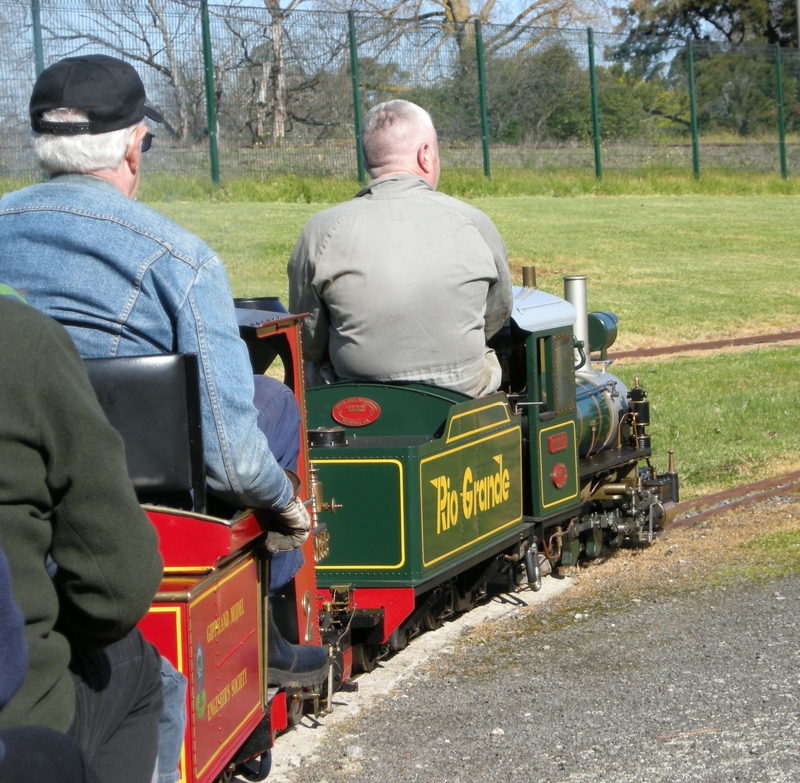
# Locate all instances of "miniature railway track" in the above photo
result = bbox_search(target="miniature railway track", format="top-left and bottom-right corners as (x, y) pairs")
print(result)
(606, 330), (800, 361)
(667, 470), (800, 529)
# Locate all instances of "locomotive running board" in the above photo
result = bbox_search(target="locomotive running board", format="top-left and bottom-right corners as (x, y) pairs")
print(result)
(579, 445), (650, 478)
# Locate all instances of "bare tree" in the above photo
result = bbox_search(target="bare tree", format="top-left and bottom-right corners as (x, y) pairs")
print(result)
(218, 0), (305, 143)
(219, 0), (351, 145)
(42, 0), (198, 141)
(316, 0), (612, 51)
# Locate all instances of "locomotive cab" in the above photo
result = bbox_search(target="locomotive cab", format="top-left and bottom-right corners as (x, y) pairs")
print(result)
(491, 272), (677, 565)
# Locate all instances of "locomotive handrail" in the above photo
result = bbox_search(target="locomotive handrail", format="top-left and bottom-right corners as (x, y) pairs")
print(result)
(573, 337), (587, 371)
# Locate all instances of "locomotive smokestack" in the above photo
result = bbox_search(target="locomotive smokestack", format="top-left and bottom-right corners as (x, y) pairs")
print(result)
(521, 266), (537, 289)
(563, 275), (589, 364)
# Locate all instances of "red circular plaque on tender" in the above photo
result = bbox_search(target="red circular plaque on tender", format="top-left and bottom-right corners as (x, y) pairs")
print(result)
(332, 397), (381, 427)
(551, 462), (568, 490)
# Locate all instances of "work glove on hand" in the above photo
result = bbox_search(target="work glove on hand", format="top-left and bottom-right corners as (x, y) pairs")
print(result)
(264, 469), (311, 553)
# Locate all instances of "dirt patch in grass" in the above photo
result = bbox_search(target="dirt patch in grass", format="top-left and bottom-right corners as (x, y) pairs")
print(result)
(609, 336), (800, 363)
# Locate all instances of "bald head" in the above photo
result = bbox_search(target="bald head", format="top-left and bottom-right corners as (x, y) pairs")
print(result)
(361, 100), (440, 188)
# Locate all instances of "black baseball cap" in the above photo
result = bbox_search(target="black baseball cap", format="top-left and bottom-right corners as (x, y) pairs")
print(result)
(30, 54), (164, 135)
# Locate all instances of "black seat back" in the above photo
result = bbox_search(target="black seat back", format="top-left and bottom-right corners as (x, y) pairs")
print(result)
(83, 353), (206, 514)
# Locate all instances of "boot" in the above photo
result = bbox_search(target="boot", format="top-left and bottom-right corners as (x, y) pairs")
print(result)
(267, 604), (329, 688)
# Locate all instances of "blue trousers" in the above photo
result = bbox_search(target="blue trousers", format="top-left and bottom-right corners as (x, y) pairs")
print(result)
(252, 374), (305, 595)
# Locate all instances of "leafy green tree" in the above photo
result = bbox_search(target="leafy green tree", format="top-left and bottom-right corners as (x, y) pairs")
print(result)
(618, 0), (798, 47)
(484, 42), (590, 142)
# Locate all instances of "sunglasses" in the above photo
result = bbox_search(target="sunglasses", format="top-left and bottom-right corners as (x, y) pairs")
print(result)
(141, 132), (154, 153)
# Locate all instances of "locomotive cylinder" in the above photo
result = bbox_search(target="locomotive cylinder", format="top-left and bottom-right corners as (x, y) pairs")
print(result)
(627, 378), (651, 450)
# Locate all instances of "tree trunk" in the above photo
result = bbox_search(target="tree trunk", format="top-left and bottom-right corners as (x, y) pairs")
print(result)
(256, 58), (269, 138)
(260, 0), (289, 143)
(270, 12), (288, 141)
(148, 0), (189, 141)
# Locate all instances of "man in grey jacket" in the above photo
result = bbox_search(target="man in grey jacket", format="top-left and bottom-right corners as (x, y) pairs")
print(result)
(288, 100), (512, 397)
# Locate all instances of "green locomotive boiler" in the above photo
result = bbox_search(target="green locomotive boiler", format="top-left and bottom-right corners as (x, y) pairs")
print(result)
(307, 270), (677, 668)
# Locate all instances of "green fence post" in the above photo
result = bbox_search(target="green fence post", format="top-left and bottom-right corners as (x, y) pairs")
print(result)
(30, 0), (44, 76)
(587, 27), (602, 180)
(687, 39), (700, 180)
(774, 44), (787, 179)
(348, 11), (366, 185)
(474, 19), (491, 179)
(200, 0), (220, 186)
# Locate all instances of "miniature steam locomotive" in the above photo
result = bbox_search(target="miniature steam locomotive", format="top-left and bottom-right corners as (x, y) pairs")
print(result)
(305, 270), (678, 670)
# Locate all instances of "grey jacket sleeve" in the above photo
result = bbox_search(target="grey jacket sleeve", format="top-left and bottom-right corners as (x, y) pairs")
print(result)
(472, 210), (513, 338)
(288, 225), (331, 369)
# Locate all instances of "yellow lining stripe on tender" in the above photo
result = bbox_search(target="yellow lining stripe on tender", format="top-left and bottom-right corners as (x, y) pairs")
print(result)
(146, 605), (187, 782)
(195, 701), (263, 779)
(445, 400), (511, 444)
(313, 458), (406, 570)
(422, 424), (521, 465)
(420, 427), (524, 567)
(539, 421), (579, 508)
(188, 557), (253, 609)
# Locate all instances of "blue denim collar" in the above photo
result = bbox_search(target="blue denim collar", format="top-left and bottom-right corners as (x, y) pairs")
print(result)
(47, 173), (120, 192)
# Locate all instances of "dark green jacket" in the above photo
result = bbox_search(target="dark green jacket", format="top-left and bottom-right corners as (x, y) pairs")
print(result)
(0, 296), (163, 732)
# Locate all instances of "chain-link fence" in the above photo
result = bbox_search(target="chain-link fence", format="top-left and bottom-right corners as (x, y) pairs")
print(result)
(2, 0), (799, 184)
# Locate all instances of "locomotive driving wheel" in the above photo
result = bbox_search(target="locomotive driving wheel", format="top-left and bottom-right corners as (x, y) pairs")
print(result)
(352, 643), (379, 673)
(422, 607), (443, 631)
(287, 691), (304, 726)
(236, 751), (272, 782)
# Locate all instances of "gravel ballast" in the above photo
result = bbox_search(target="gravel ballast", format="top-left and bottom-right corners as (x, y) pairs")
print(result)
(276, 498), (800, 783)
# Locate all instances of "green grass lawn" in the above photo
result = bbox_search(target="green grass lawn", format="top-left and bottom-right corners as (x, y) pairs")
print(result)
(154, 195), (800, 350)
(150, 194), (800, 498)
(613, 346), (800, 499)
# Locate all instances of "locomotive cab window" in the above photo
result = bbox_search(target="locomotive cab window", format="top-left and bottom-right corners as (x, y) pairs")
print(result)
(537, 332), (576, 416)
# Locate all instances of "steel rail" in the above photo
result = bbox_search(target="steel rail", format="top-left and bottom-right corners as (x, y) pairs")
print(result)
(667, 470), (800, 529)
(604, 331), (800, 361)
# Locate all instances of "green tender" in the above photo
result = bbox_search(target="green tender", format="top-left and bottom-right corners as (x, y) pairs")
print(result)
(307, 383), (528, 589)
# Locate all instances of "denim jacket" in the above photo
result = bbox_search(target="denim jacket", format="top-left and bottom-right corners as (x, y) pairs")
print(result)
(0, 175), (292, 511)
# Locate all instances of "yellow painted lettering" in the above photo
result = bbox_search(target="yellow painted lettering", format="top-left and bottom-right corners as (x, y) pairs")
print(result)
(431, 477), (445, 533)
(229, 598), (245, 624)
(230, 667), (248, 695)
(432, 474), (459, 533)
(448, 484), (459, 529)
(462, 468), (473, 519)
(206, 684), (231, 720)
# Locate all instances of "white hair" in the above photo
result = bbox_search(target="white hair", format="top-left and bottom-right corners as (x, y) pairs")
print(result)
(33, 108), (143, 176)
(361, 100), (436, 176)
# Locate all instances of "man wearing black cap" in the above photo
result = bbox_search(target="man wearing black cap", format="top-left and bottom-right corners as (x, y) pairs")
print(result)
(0, 55), (328, 689)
